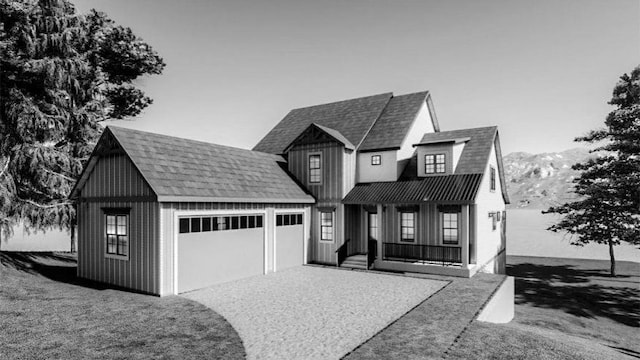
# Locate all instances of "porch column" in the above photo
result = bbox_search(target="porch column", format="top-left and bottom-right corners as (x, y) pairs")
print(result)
(461, 205), (470, 268)
(376, 204), (383, 261)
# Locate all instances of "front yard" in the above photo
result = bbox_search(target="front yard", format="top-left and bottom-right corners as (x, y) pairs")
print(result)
(2, 252), (638, 359)
(0, 252), (245, 360)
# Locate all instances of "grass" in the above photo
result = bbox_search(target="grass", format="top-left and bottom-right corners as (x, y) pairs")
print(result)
(446, 256), (640, 360)
(344, 272), (506, 359)
(0, 252), (245, 360)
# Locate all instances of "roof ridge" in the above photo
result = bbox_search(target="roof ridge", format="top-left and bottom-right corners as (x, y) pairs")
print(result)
(354, 94), (394, 150)
(289, 92), (393, 112)
(106, 125), (282, 160)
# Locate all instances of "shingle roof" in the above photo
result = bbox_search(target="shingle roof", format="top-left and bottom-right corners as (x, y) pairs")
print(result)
(73, 126), (315, 203)
(419, 126), (498, 174)
(358, 91), (430, 152)
(253, 93), (392, 154)
(399, 126), (509, 203)
(343, 174), (483, 204)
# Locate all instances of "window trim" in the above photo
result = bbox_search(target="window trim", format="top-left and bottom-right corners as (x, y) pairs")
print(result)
(441, 211), (460, 245)
(308, 152), (322, 184)
(425, 153), (446, 174)
(399, 211), (416, 243)
(104, 208), (130, 260)
(371, 155), (381, 166)
(319, 211), (334, 242)
(490, 165), (496, 192)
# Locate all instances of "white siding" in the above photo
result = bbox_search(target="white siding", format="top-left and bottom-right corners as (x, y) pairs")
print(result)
(357, 150), (398, 182)
(452, 143), (466, 172)
(398, 102), (436, 160)
(473, 142), (506, 271)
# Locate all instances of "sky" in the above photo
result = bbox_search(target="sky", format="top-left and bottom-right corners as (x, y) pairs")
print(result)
(73, 0), (639, 155)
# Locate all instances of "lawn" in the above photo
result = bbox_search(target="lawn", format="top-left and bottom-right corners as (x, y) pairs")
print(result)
(0, 252), (245, 360)
(446, 256), (640, 360)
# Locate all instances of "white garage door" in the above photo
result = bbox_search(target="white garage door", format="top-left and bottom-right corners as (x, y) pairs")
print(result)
(275, 213), (304, 271)
(178, 214), (264, 293)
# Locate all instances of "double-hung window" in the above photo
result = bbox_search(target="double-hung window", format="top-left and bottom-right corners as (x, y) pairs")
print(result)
(320, 211), (333, 242)
(309, 154), (322, 184)
(425, 154), (446, 174)
(442, 212), (459, 244)
(105, 210), (129, 258)
(400, 212), (415, 242)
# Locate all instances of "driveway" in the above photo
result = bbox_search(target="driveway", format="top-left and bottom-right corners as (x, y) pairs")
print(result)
(182, 266), (448, 360)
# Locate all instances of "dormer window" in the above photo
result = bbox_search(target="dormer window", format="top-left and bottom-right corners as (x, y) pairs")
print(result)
(309, 153), (322, 184)
(371, 155), (381, 165)
(425, 154), (446, 174)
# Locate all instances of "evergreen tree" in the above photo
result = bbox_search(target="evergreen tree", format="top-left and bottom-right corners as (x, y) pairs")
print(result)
(0, 0), (165, 251)
(544, 65), (640, 276)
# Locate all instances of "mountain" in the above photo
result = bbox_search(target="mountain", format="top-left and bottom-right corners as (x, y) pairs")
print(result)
(503, 148), (596, 209)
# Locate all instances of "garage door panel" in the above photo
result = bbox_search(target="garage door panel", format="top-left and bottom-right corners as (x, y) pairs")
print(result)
(178, 228), (263, 293)
(275, 224), (303, 270)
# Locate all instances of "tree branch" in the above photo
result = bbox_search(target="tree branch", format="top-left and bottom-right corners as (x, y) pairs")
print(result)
(43, 168), (76, 182)
(0, 156), (10, 178)
(17, 198), (73, 209)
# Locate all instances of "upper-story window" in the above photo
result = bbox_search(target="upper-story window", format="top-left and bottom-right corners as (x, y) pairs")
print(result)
(425, 154), (446, 174)
(309, 153), (322, 184)
(371, 155), (381, 166)
(490, 165), (496, 191)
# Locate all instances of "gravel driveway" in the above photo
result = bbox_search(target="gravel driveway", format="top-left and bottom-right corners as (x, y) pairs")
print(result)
(182, 266), (448, 360)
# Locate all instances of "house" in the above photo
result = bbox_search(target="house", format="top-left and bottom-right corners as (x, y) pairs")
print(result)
(70, 91), (508, 296)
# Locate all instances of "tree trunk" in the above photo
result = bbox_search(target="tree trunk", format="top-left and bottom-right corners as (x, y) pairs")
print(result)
(608, 239), (616, 277)
(70, 224), (76, 253)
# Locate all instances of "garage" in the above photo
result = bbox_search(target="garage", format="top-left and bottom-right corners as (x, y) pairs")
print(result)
(275, 213), (305, 271)
(177, 214), (265, 293)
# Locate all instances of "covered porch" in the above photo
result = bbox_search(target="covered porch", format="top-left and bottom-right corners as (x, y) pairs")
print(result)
(340, 174), (482, 277)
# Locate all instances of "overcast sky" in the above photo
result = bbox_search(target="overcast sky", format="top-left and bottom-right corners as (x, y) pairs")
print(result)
(73, 0), (639, 155)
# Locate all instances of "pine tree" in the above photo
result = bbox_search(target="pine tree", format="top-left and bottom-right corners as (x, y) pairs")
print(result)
(0, 0), (165, 251)
(544, 65), (640, 276)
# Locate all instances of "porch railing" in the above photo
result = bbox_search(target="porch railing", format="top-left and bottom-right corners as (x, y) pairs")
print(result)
(382, 242), (461, 264)
(335, 239), (351, 267)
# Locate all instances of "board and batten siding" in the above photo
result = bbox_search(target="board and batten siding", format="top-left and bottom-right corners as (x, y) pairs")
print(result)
(288, 141), (354, 264)
(159, 202), (308, 295)
(77, 154), (160, 295)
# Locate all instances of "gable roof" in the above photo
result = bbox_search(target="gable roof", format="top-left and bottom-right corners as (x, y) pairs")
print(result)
(253, 91), (437, 154)
(253, 93), (392, 154)
(343, 174), (483, 205)
(71, 126), (315, 203)
(401, 126), (509, 203)
(283, 123), (355, 153)
(358, 91), (434, 152)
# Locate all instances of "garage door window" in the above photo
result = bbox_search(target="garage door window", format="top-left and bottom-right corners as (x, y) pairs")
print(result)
(276, 214), (303, 226)
(179, 215), (264, 234)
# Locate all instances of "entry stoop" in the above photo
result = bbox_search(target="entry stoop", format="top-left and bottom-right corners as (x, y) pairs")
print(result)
(340, 254), (368, 270)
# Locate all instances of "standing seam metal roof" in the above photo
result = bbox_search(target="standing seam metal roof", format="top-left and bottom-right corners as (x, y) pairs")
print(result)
(343, 174), (483, 204)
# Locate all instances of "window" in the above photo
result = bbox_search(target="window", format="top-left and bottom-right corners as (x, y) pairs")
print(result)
(490, 166), (496, 191)
(105, 211), (129, 257)
(371, 155), (381, 166)
(400, 212), (415, 242)
(425, 154), (446, 174)
(309, 154), (321, 183)
(276, 213), (304, 227)
(442, 212), (459, 244)
(180, 215), (264, 233)
(320, 212), (333, 241)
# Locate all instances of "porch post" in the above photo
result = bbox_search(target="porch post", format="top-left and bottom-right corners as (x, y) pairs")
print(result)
(376, 204), (383, 261)
(461, 205), (470, 268)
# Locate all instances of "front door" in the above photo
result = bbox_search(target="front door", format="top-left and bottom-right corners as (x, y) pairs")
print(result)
(367, 212), (378, 258)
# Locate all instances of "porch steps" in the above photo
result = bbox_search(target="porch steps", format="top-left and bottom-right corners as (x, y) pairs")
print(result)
(340, 254), (368, 270)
